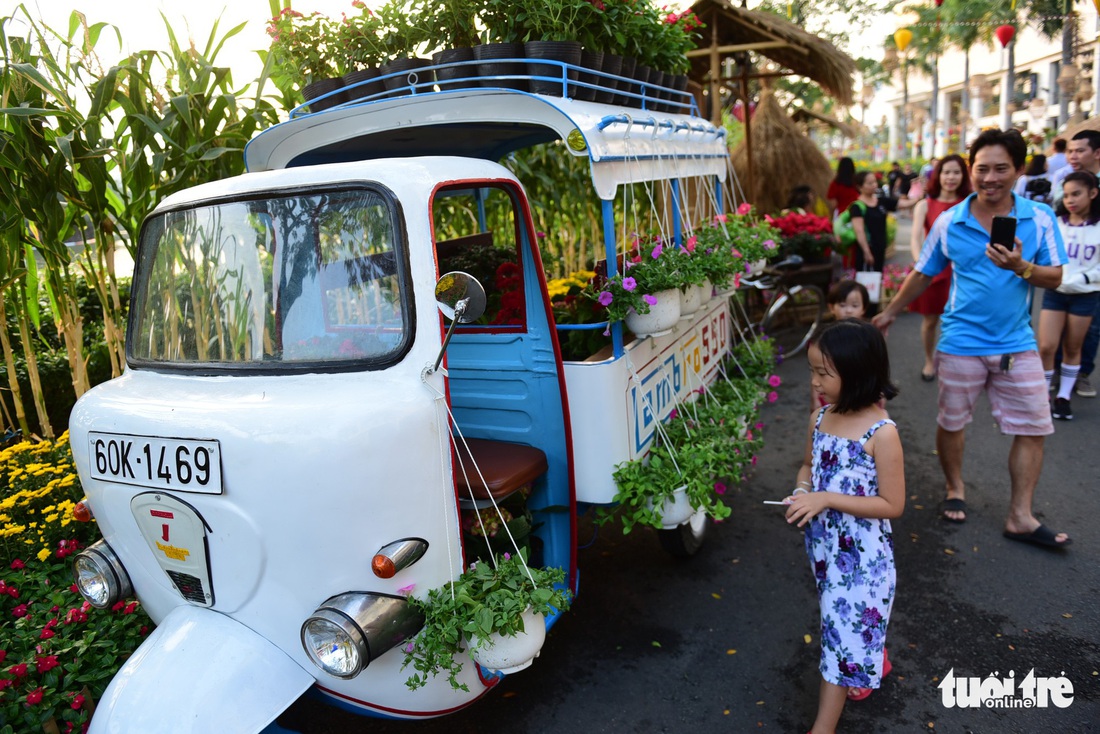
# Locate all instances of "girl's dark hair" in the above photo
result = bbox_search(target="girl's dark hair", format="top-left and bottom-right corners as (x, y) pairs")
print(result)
(811, 319), (898, 412)
(853, 170), (876, 189)
(1024, 154), (1047, 177)
(927, 154), (973, 200)
(827, 279), (870, 313)
(1056, 170), (1100, 222)
(787, 184), (815, 211)
(835, 157), (856, 187)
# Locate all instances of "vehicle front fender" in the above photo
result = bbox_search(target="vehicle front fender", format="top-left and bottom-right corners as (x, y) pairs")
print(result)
(90, 605), (314, 734)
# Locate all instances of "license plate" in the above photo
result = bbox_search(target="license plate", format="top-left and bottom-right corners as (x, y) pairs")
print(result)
(88, 432), (223, 494)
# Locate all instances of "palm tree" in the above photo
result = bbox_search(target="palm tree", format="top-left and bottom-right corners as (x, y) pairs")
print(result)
(904, 4), (949, 156)
(941, 0), (996, 147)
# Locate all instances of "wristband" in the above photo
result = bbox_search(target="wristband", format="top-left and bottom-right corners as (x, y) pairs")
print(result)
(792, 487), (810, 496)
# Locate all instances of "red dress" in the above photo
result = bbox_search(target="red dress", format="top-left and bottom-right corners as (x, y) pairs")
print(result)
(827, 180), (860, 216)
(908, 198), (960, 316)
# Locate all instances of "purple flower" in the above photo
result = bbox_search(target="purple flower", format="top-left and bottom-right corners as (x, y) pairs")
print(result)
(598, 290), (614, 306)
(622, 276), (637, 292)
(763, 239), (777, 250)
(642, 294), (658, 306)
(767, 375), (781, 387)
(651, 243), (663, 259)
(503, 552), (511, 560)
(714, 481), (727, 495)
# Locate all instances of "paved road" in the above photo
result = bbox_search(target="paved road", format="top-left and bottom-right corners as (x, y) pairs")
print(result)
(281, 216), (1099, 733)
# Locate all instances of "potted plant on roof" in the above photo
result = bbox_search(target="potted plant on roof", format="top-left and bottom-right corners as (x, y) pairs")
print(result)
(335, 1), (389, 102)
(402, 550), (572, 691)
(508, 0), (592, 96)
(408, 0), (482, 90)
(376, 0), (435, 96)
(265, 8), (345, 111)
(651, 7), (703, 111)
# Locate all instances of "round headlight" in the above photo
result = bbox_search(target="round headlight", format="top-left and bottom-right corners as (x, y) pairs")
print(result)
(301, 609), (366, 679)
(71, 540), (132, 609)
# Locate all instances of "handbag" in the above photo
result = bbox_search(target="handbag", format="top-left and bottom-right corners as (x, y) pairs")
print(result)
(855, 266), (883, 304)
(834, 201), (866, 251)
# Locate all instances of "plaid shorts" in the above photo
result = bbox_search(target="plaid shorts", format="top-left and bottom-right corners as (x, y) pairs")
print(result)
(935, 350), (1053, 436)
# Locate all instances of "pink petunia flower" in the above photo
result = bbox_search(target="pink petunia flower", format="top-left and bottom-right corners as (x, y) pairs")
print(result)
(651, 242), (663, 259)
(397, 584), (415, 596)
(768, 375), (782, 387)
(685, 235), (697, 252)
(744, 429), (754, 441)
(736, 203), (752, 215)
(715, 213), (728, 223)
(643, 294), (658, 306)
(763, 239), (777, 251)
(598, 290), (614, 306)
(767, 391), (779, 403)
(622, 277), (637, 292)
(714, 482), (727, 495)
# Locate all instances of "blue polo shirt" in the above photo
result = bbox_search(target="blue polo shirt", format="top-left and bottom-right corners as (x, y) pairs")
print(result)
(914, 193), (1066, 356)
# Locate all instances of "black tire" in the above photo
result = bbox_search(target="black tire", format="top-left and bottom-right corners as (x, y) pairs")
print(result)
(657, 510), (708, 557)
(761, 284), (824, 358)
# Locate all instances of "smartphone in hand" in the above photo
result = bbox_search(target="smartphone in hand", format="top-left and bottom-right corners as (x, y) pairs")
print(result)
(991, 216), (1017, 250)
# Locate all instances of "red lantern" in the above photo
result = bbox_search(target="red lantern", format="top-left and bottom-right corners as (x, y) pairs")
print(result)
(995, 24), (1016, 48)
(934, 0), (943, 5)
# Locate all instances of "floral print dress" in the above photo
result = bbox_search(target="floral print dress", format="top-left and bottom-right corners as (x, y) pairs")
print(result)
(804, 407), (896, 689)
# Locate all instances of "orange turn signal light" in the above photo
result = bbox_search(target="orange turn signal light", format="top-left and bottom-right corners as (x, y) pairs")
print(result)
(73, 500), (94, 523)
(370, 539), (428, 579)
(371, 555), (397, 579)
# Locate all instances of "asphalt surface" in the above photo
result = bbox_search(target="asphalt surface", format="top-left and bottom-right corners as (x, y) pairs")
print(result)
(280, 216), (1099, 733)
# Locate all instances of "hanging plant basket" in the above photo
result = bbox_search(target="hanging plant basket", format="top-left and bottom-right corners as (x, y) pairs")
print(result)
(679, 284), (703, 318)
(467, 607), (547, 674)
(647, 485), (694, 528)
(624, 288), (680, 337)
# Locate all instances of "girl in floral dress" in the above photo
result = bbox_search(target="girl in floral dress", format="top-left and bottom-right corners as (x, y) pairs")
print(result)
(785, 319), (905, 734)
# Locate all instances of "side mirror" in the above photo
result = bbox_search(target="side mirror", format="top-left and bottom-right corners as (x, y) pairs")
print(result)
(435, 271), (487, 324)
(431, 272), (487, 373)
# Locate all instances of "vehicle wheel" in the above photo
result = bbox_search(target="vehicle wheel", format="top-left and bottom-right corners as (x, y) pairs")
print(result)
(657, 509), (708, 557)
(761, 284), (824, 358)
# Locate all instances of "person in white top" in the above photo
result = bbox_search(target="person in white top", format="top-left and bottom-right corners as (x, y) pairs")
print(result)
(1039, 169), (1100, 420)
(1050, 130), (1100, 204)
(1046, 138), (1067, 173)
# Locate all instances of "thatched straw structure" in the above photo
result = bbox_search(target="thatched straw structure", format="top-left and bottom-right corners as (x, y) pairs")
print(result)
(730, 89), (833, 214)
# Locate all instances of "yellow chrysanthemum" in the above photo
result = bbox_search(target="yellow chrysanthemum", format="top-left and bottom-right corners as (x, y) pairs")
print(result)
(37, 547), (51, 562)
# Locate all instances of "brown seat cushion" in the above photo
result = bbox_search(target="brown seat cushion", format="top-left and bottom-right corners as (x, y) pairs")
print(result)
(453, 438), (547, 501)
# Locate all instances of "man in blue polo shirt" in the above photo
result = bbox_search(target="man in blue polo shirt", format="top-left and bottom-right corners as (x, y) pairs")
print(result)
(874, 128), (1071, 549)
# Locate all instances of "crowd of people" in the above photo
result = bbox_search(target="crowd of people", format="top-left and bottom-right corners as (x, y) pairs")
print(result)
(789, 128), (1097, 734)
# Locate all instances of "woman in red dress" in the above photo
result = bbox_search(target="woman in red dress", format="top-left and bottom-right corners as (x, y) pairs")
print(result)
(908, 154), (972, 381)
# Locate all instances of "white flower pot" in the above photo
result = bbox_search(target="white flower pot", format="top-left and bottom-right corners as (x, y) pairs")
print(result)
(679, 285), (702, 318)
(649, 484), (694, 528)
(624, 289), (680, 337)
(469, 608), (547, 674)
(699, 279), (714, 305)
(750, 259), (766, 275)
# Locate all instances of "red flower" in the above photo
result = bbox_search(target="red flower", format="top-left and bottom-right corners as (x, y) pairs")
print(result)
(10, 662), (28, 679)
(40, 627), (55, 640)
(10, 559), (24, 570)
(0, 677), (12, 690)
(26, 687), (44, 705)
(140, 626), (150, 636)
(123, 602), (138, 615)
(111, 601), (126, 612)
(0, 650), (6, 663)
(36, 655), (60, 674)
(71, 693), (86, 710)
(12, 603), (28, 618)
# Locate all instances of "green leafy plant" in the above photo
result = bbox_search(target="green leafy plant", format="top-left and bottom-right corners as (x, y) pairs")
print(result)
(547, 271), (611, 361)
(265, 8), (341, 88)
(408, 0), (483, 50)
(651, 7), (704, 74)
(402, 550), (571, 692)
(586, 234), (689, 324)
(334, 1), (388, 71)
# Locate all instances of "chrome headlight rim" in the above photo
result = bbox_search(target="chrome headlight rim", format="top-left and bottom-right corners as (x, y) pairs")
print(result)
(300, 607), (368, 679)
(71, 540), (133, 609)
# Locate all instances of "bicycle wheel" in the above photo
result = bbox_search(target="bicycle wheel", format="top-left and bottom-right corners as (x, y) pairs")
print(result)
(761, 284), (824, 358)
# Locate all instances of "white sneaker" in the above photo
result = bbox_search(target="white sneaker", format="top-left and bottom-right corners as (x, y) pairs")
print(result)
(1076, 374), (1097, 398)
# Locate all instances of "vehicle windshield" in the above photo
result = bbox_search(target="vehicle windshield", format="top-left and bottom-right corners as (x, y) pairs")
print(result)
(130, 187), (410, 370)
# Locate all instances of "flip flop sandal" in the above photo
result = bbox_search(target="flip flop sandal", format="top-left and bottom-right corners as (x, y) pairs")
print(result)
(1003, 524), (1073, 549)
(940, 497), (967, 524)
